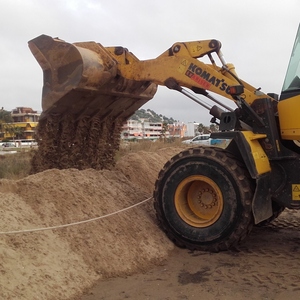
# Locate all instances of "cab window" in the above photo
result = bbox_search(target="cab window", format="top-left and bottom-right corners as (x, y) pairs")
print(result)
(282, 25), (300, 92)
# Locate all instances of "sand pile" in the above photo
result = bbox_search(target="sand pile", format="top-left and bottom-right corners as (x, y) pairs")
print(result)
(0, 148), (181, 300)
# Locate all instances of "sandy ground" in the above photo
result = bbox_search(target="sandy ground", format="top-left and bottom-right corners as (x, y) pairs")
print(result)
(0, 148), (178, 300)
(0, 147), (300, 300)
(81, 209), (300, 300)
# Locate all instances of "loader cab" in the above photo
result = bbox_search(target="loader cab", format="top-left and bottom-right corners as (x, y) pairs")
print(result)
(280, 24), (300, 101)
(277, 25), (300, 141)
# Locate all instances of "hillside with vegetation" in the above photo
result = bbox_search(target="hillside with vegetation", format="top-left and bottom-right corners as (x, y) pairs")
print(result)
(129, 109), (219, 132)
(130, 109), (177, 124)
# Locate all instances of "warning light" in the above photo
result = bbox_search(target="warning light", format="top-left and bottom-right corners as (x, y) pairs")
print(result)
(229, 85), (244, 96)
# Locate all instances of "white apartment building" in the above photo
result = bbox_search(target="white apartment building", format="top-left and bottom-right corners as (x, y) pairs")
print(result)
(121, 119), (168, 140)
(185, 122), (200, 137)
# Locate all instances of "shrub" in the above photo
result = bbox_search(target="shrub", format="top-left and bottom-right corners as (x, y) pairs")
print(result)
(0, 150), (33, 179)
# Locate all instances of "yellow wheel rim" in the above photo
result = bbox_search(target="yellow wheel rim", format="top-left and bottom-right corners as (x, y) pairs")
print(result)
(174, 175), (223, 227)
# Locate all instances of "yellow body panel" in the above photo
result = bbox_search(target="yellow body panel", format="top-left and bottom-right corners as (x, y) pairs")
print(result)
(278, 95), (300, 140)
(241, 131), (271, 175)
(292, 184), (300, 201)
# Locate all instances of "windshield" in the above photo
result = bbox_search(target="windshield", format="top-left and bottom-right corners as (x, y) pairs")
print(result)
(282, 25), (300, 92)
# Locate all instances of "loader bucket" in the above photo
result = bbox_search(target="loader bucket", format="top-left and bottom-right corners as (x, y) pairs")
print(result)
(28, 35), (157, 172)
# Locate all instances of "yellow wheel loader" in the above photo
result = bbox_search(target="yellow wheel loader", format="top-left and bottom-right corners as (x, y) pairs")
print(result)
(29, 25), (300, 251)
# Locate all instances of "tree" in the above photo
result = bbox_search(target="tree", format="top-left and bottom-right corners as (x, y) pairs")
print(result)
(160, 122), (169, 140)
(1, 124), (24, 141)
(197, 123), (205, 134)
(0, 108), (13, 139)
(209, 124), (219, 132)
(12, 126), (24, 139)
(0, 108), (12, 123)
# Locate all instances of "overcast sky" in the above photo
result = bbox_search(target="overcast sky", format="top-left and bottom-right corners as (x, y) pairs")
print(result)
(0, 0), (299, 124)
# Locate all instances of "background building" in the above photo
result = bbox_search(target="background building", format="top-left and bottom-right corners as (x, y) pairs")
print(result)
(185, 122), (200, 137)
(1, 107), (40, 141)
(121, 119), (167, 140)
(168, 122), (186, 138)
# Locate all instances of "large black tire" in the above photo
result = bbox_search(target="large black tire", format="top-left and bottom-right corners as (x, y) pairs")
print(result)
(153, 147), (254, 252)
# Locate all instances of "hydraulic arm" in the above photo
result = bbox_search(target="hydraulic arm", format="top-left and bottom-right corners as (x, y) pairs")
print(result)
(109, 39), (269, 105)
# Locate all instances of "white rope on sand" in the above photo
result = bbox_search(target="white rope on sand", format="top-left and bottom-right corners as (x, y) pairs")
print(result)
(0, 196), (153, 235)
